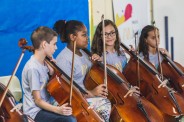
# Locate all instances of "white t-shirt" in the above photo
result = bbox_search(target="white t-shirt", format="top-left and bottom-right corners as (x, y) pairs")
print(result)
(102, 50), (127, 72)
(56, 47), (92, 90)
(22, 55), (51, 119)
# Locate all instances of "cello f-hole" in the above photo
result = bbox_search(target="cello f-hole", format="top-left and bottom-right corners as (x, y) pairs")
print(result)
(117, 93), (124, 105)
(81, 103), (89, 116)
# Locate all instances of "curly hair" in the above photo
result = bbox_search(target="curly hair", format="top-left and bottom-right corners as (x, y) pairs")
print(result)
(91, 19), (121, 56)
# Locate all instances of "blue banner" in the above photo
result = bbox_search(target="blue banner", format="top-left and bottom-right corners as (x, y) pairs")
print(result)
(0, 0), (89, 82)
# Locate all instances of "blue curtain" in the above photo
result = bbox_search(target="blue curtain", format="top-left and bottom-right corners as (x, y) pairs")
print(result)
(0, 0), (89, 82)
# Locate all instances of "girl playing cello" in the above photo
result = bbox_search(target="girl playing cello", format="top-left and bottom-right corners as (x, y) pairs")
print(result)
(138, 25), (171, 69)
(54, 20), (111, 122)
(91, 19), (127, 73)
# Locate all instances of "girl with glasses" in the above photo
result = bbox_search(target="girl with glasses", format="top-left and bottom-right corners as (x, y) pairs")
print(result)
(91, 19), (127, 73)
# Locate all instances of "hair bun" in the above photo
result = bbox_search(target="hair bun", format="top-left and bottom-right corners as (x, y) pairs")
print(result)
(53, 20), (67, 42)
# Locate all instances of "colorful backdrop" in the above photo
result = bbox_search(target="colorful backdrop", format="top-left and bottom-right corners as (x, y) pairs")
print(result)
(113, 0), (151, 46)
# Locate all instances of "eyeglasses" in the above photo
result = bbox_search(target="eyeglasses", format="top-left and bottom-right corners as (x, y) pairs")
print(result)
(102, 31), (116, 38)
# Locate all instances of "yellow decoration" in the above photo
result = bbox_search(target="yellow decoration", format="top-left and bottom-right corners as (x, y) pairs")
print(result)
(115, 14), (125, 27)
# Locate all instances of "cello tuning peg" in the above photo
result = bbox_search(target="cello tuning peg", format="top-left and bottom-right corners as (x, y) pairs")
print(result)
(18, 38), (27, 47)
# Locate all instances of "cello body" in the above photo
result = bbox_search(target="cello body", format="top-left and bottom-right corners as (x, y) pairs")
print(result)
(84, 62), (164, 122)
(159, 53), (184, 96)
(45, 58), (103, 122)
(123, 57), (184, 122)
(0, 82), (34, 122)
(120, 42), (184, 122)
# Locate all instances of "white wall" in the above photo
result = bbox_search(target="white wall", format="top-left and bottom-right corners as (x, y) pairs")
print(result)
(90, 0), (113, 44)
(92, 0), (113, 26)
(92, 0), (184, 65)
(154, 0), (184, 64)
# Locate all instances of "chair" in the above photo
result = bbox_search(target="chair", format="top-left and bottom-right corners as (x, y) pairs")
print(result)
(0, 75), (22, 102)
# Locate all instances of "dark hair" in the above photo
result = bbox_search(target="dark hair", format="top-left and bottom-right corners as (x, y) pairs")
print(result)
(138, 25), (158, 60)
(91, 19), (121, 56)
(53, 20), (84, 43)
(31, 26), (57, 49)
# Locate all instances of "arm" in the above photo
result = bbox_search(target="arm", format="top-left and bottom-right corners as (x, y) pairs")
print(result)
(32, 90), (72, 116)
(84, 84), (108, 98)
(45, 57), (56, 75)
(159, 48), (171, 58)
(27, 67), (72, 116)
(91, 53), (103, 61)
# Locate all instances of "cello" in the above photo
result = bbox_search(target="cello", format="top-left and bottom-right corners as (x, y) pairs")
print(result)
(45, 48), (103, 121)
(0, 39), (34, 122)
(83, 16), (164, 122)
(45, 58), (103, 122)
(83, 48), (163, 122)
(121, 42), (184, 122)
(159, 52), (184, 96)
(152, 22), (184, 96)
(0, 82), (34, 122)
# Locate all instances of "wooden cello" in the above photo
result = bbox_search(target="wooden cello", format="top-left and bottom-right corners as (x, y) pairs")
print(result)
(0, 82), (34, 122)
(83, 48), (164, 122)
(152, 21), (184, 96)
(159, 52), (184, 96)
(45, 40), (103, 121)
(121, 42), (184, 122)
(45, 59), (103, 122)
(0, 39), (34, 122)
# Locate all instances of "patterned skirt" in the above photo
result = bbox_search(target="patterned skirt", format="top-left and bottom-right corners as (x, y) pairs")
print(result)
(87, 97), (111, 122)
